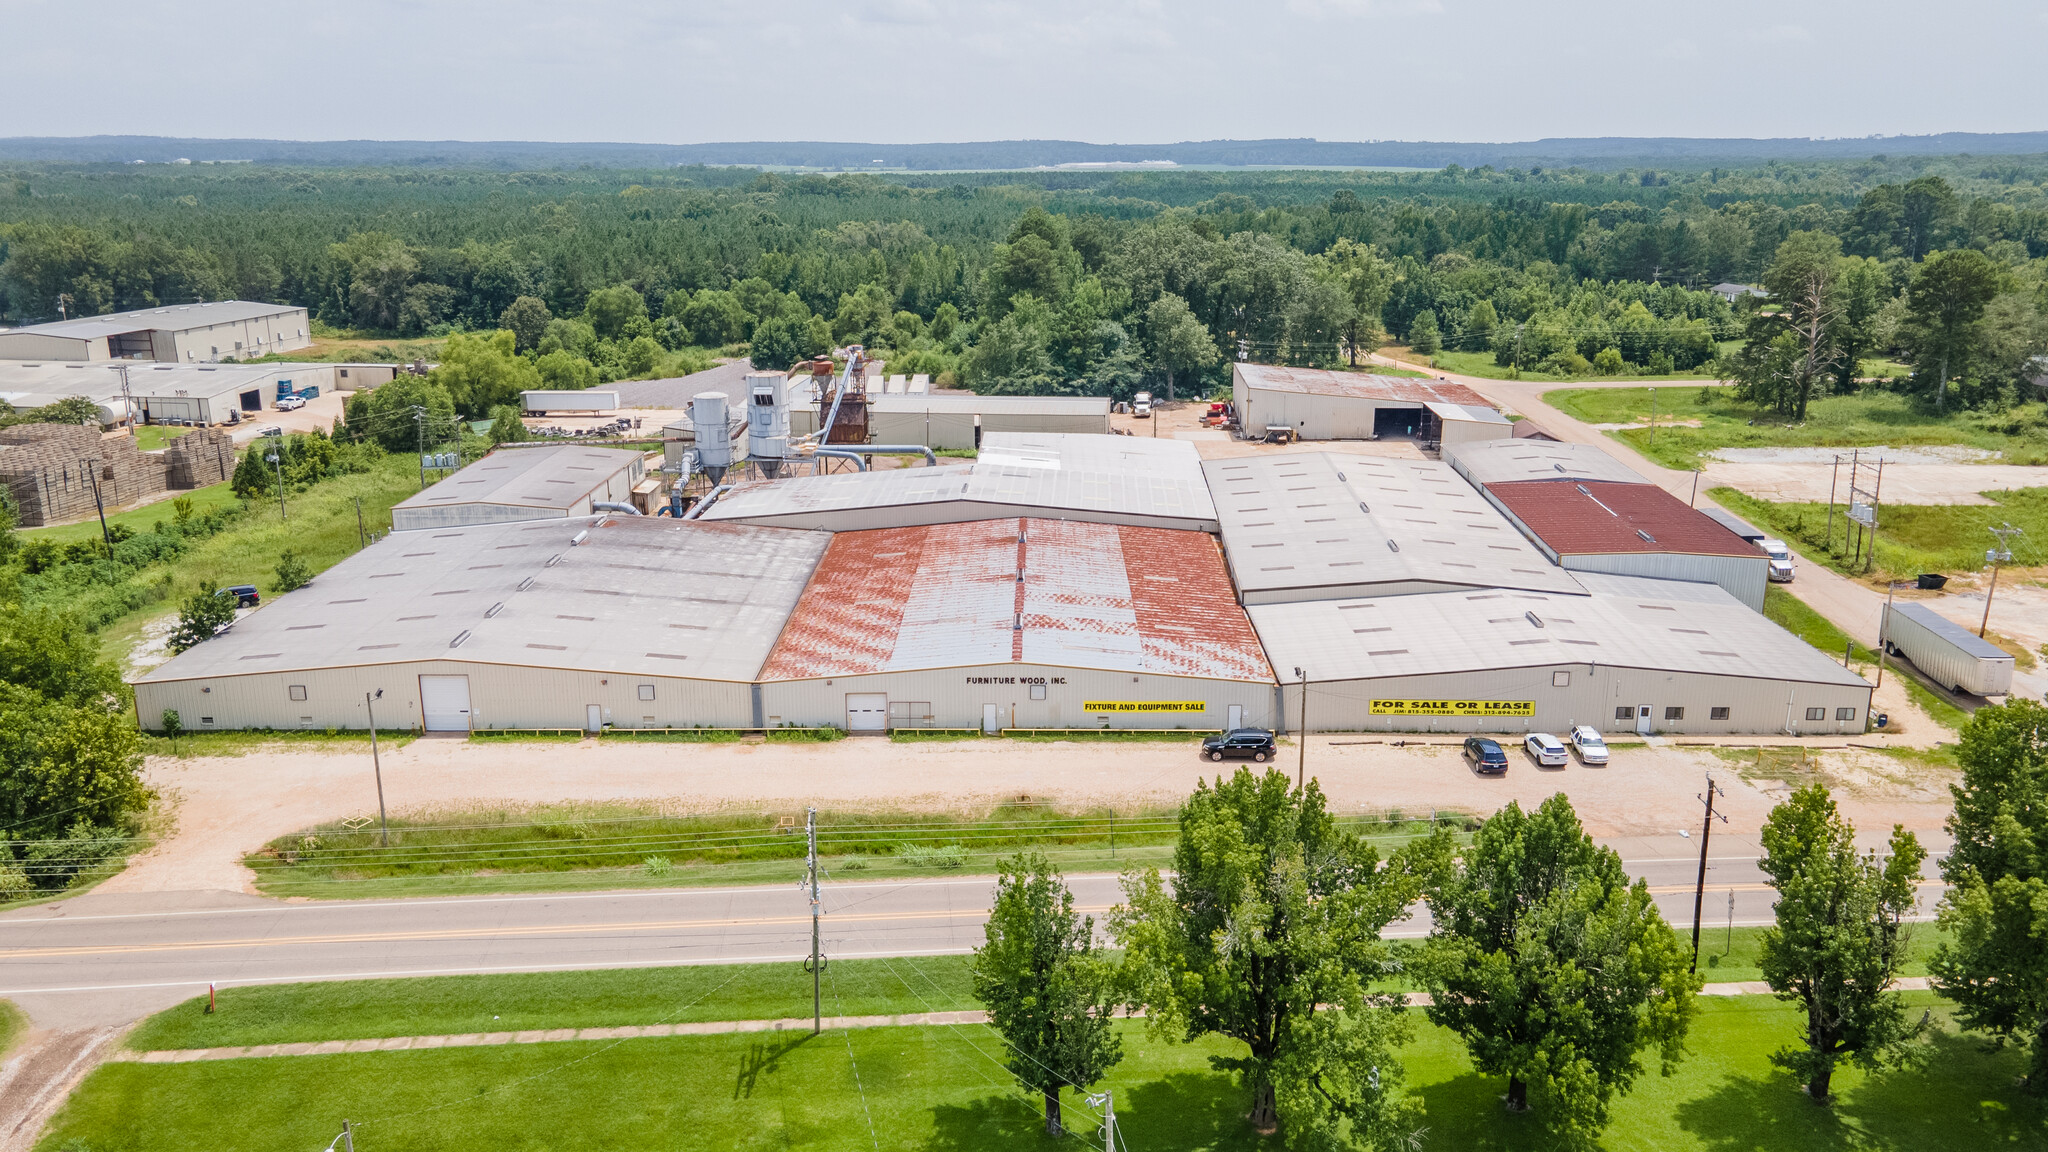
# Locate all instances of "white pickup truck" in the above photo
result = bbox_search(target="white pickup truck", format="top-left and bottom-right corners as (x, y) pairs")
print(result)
(1761, 538), (1795, 582)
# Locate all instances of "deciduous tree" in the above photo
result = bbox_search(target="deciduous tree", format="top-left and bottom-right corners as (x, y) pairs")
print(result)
(1905, 247), (2001, 410)
(167, 582), (237, 655)
(500, 295), (552, 352)
(1145, 293), (1219, 401)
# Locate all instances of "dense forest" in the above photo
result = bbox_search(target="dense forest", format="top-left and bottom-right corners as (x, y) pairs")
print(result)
(2, 157), (2046, 420)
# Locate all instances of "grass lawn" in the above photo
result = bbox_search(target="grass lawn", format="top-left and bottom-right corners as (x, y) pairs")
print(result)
(0, 998), (24, 1059)
(1761, 584), (1969, 732)
(1713, 485), (2048, 581)
(130, 424), (194, 451)
(19, 481), (239, 547)
(1385, 346), (1726, 384)
(137, 727), (421, 759)
(1548, 386), (2048, 470)
(48, 994), (2043, 1151)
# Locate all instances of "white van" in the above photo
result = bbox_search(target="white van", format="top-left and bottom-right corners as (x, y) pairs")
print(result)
(1761, 539), (1795, 582)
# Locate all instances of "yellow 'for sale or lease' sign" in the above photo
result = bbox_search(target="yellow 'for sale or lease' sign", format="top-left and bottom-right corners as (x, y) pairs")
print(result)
(1369, 699), (1535, 717)
(1083, 701), (1209, 713)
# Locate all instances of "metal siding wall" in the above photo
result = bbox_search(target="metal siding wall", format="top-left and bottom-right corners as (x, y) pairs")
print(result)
(0, 334), (101, 360)
(869, 410), (976, 450)
(980, 413), (1110, 437)
(1283, 665), (1871, 737)
(391, 505), (568, 532)
(761, 665), (1276, 731)
(1559, 553), (1770, 613)
(135, 661), (755, 732)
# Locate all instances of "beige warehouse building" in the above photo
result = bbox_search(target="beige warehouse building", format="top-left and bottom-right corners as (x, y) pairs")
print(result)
(0, 301), (311, 363)
(1231, 363), (1508, 444)
(389, 446), (650, 531)
(132, 516), (828, 733)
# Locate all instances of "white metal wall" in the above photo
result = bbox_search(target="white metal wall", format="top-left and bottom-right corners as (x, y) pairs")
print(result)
(1559, 553), (1769, 613)
(0, 334), (100, 360)
(135, 660), (757, 732)
(1882, 605), (2015, 696)
(1233, 383), (1400, 440)
(869, 409), (977, 450)
(1279, 664), (1873, 737)
(761, 664), (1277, 731)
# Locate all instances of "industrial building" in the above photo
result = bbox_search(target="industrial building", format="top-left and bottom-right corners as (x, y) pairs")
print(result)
(1251, 572), (1872, 737)
(1443, 438), (1649, 488)
(1205, 452), (1584, 604)
(758, 517), (1276, 732)
(1480, 479), (1769, 612)
(389, 446), (649, 532)
(0, 301), (311, 363)
(0, 360), (336, 425)
(132, 516), (829, 733)
(702, 433), (1218, 533)
(1231, 363), (1507, 444)
(791, 395), (1111, 449)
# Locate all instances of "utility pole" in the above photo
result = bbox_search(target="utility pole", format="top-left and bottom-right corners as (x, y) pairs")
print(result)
(116, 362), (136, 429)
(81, 459), (112, 548)
(1647, 386), (1656, 446)
(1087, 1091), (1115, 1152)
(414, 406), (428, 491)
(1825, 453), (1841, 555)
(266, 448), (287, 520)
(355, 495), (366, 549)
(1293, 666), (1308, 790)
(1689, 467), (1700, 508)
(1981, 523), (2022, 638)
(1874, 580), (1907, 691)
(1690, 773), (1728, 973)
(805, 806), (822, 1035)
(366, 690), (388, 846)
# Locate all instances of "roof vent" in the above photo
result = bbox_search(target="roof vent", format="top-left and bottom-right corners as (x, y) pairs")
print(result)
(1525, 611), (1544, 629)
(1575, 483), (1589, 495)
(1386, 539), (1400, 553)
(517, 575), (535, 591)
(1013, 612), (1022, 631)
(485, 602), (504, 618)
(1336, 471), (1346, 481)
(450, 629), (471, 648)
(1554, 463), (1566, 473)
(545, 554), (563, 567)
(1359, 502), (1371, 514)
(571, 529), (589, 546)
(1636, 529), (1656, 543)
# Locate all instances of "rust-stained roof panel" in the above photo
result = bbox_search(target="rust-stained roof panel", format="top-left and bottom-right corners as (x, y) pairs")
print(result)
(1486, 480), (1766, 558)
(761, 517), (1272, 683)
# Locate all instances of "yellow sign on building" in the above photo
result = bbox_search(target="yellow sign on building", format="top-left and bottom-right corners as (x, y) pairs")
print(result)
(1369, 699), (1535, 717)
(1083, 701), (1209, 713)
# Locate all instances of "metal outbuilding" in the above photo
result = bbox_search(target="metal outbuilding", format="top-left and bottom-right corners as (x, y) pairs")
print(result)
(0, 361), (335, 426)
(389, 446), (649, 532)
(1250, 572), (1872, 737)
(1444, 438), (1649, 488)
(1231, 363), (1502, 441)
(782, 395), (1111, 449)
(0, 301), (311, 363)
(703, 433), (1217, 533)
(1480, 479), (1769, 612)
(131, 516), (829, 732)
(1204, 452), (1584, 604)
(758, 517), (1275, 732)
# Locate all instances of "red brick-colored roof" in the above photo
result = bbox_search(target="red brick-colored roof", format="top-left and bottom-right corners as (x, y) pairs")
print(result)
(1484, 480), (1765, 558)
(1235, 363), (1493, 408)
(760, 517), (1272, 682)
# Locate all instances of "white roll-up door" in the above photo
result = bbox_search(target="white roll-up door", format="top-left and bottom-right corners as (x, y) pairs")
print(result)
(420, 676), (473, 732)
(846, 694), (887, 732)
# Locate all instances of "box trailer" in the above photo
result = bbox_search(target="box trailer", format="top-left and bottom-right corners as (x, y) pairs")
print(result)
(1882, 601), (2014, 697)
(522, 389), (620, 414)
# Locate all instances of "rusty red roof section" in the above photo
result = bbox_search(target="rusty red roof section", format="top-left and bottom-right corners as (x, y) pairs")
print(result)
(761, 517), (1272, 682)
(1485, 480), (1766, 557)
(1236, 363), (1492, 408)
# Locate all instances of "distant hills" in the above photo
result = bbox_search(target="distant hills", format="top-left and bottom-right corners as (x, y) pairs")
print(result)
(4, 134), (2047, 171)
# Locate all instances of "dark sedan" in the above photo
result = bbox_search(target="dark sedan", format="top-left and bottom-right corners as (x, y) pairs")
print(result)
(1462, 736), (1509, 774)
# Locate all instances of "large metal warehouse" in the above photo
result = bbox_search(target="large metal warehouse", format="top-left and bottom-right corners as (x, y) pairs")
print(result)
(1443, 438), (1649, 487)
(0, 361), (336, 425)
(0, 301), (311, 363)
(1204, 452), (1583, 604)
(1251, 572), (1872, 737)
(1231, 363), (1506, 442)
(390, 446), (649, 531)
(132, 516), (828, 732)
(783, 395), (1111, 449)
(1481, 479), (1769, 612)
(758, 517), (1276, 732)
(703, 433), (1217, 533)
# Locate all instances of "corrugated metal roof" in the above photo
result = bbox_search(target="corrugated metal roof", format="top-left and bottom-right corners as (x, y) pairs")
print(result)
(1444, 439), (1648, 487)
(1888, 602), (2013, 660)
(0, 361), (321, 406)
(1424, 401), (1511, 424)
(1236, 363), (1493, 408)
(705, 433), (1216, 531)
(761, 517), (1272, 682)
(1699, 507), (1765, 541)
(1486, 480), (1764, 558)
(866, 395), (1110, 416)
(1204, 452), (1585, 598)
(1, 301), (304, 340)
(136, 516), (828, 684)
(1249, 571), (1871, 688)
(392, 446), (645, 517)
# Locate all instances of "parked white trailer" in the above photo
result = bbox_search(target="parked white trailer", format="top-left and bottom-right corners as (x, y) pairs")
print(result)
(521, 389), (619, 414)
(1882, 601), (2015, 697)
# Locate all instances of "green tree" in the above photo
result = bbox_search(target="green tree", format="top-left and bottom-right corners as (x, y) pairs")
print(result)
(1758, 785), (1926, 1101)
(971, 853), (1122, 1136)
(0, 683), (149, 840)
(0, 487), (17, 566)
(500, 295), (552, 352)
(487, 404), (530, 444)
(1326, 238), (1392, 366)
(749, 312), (825, 372)
(329, 232), (417, 330)
(582, 284), (648, 342)
(674, 290), (753, 347)
(1408, 309), (1441, 355)
(619, 335), (662, 377)
(1905, 247), (2002, 410)
(342, 373), (458, 452)
(0, 604), (126, 706)
(273, 549), (312, 594)
(159, 708), (182, 750)
(1144, 293), (1219, 401)
(166, 582), (237, 654)
(1113, 768), (1436, 1145)
(534, 350), (597, 391)
(431, 330), (541, 417)
(1420, 794), (1697, 1146)
(1592, 346), (1625, 375)
(1932, 699), (2048, 1088)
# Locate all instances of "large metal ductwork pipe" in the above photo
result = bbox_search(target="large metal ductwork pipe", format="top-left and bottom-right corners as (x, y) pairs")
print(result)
(590, 501), (641, 516)
(682, 483), (734, 520)
(863, 445), (940, 466)
(814, 449), (866, 471)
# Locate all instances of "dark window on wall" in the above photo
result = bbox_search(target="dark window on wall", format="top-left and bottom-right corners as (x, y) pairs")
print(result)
(1710, 707), (1730, 720)
(1805, 707), (1826, 721)
(1836, 707), (1857, 721)
(1614, 706), (1633, 721)
(1664, 707), (1685, 721)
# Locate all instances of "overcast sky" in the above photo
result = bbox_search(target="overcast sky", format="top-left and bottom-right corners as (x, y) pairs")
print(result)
(5, 0), (2040, 144)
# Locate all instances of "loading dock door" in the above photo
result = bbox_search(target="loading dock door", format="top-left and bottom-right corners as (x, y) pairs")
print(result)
(1373, 406), (1424, 439)
(420, 676), (473, 732)
(846, 694), (887, 732)
(239, 390), (263, 412)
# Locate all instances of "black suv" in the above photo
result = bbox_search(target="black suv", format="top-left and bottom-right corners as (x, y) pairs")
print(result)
(1202, 728), (1276, 762)
(1462, 736), (1509, 775)
(227, 584), (261, 608)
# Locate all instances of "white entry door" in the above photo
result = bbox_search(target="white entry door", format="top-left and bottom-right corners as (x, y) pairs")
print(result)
(1227, 704), (1245, 731)
(586, 704), (603, 733)
(1636, 705), (1653, 736)
(982, 703), (1001, 735)
(420, 676), (473, 732)
(846, 694), (888, 733)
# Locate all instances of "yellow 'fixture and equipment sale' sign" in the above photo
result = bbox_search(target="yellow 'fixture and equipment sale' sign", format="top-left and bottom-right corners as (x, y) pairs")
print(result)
(1083, 701), (1208, 713)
